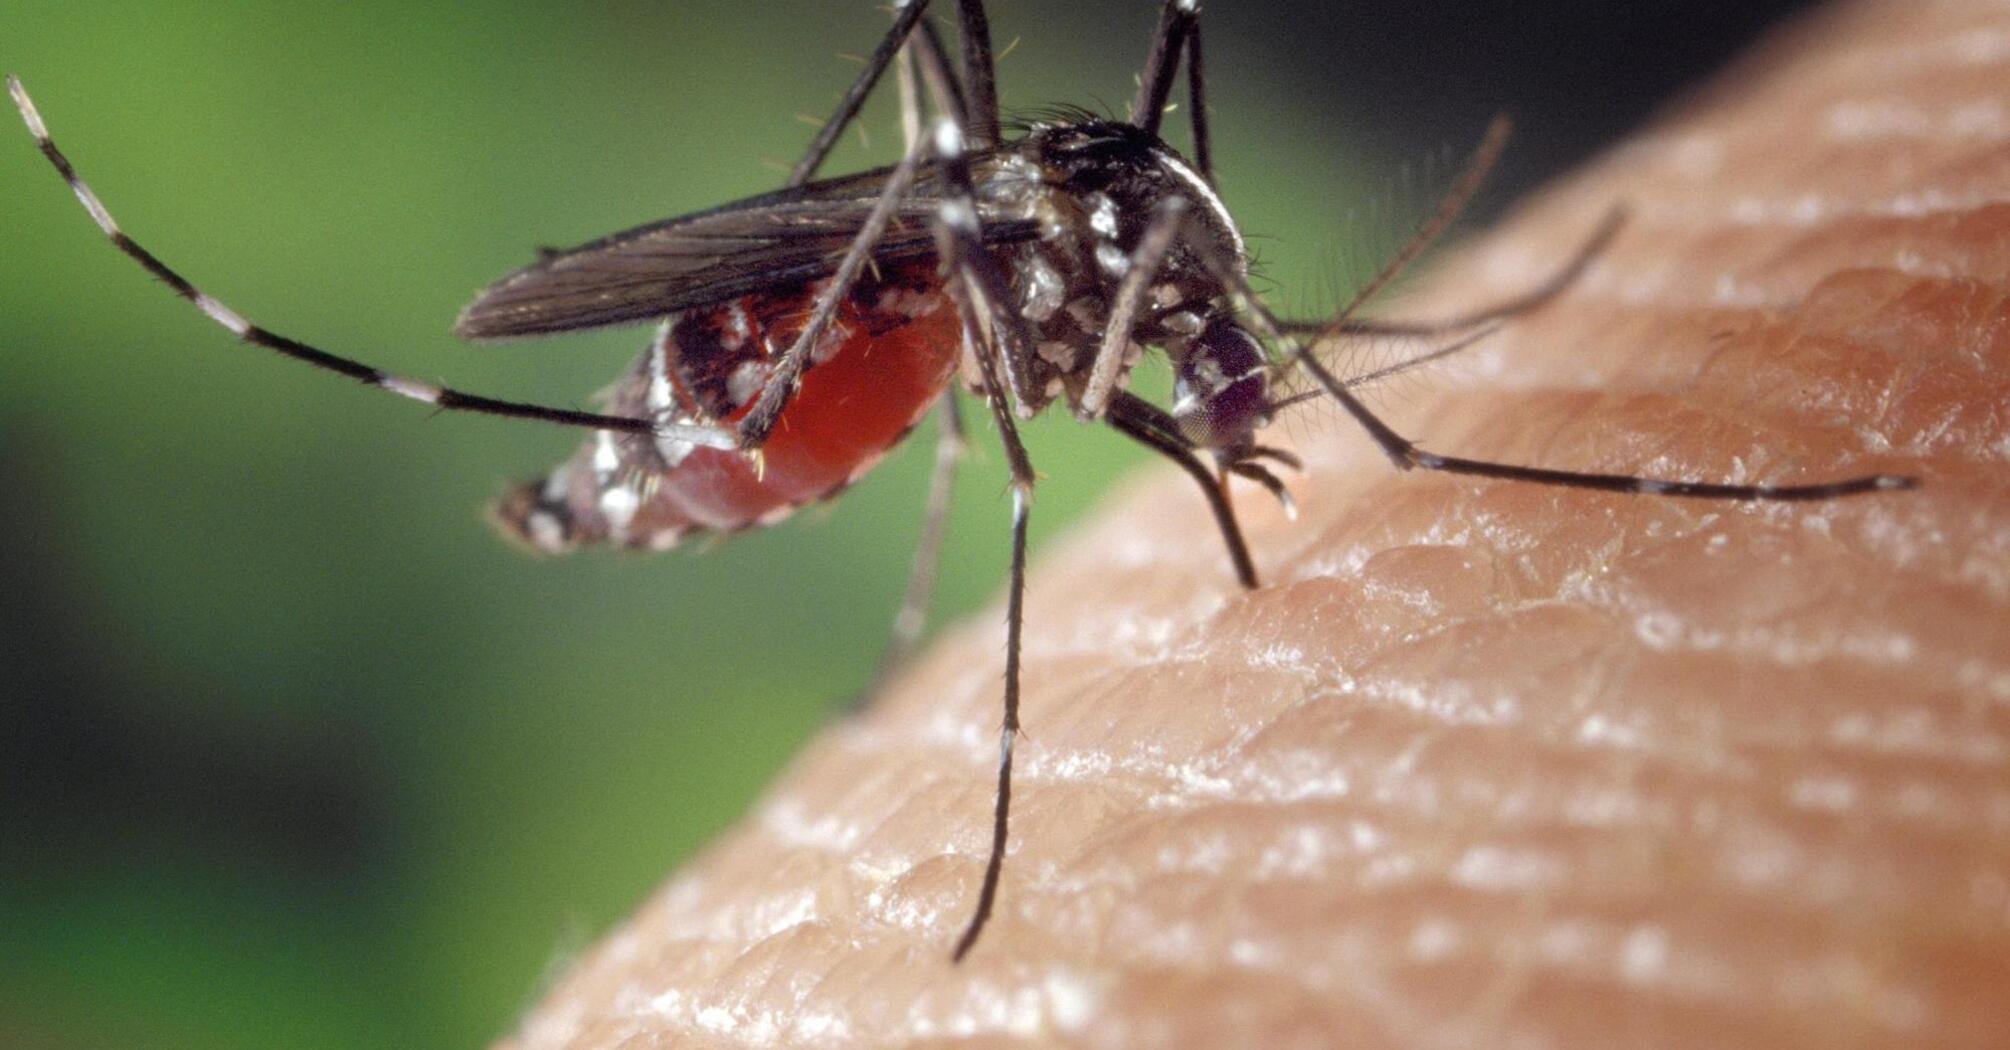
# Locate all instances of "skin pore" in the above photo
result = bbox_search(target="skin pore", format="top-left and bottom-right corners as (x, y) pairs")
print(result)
(501, 2), (2009, 1047)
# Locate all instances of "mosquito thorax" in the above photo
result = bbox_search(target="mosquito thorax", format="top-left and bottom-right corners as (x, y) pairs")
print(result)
(981, 118), (1252, 417)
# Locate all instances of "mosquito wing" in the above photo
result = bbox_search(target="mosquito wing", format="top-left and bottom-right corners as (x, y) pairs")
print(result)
(454, 157), (1039, 340)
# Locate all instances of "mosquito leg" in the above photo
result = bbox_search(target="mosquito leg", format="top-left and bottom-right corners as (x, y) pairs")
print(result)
(900, 21), (1042, 420)
(1107, 391), (1259, 589)
(835, 231), (972, 721)
(735, 124), (935, 451)
(8, 76), (732, 447)
(929, 120), (1035, 482)
(928, 124), (1039, 962)
(787, 0), (933, 187)
(1183, 16), (1214, 183)
(905, 12), (973, 136)
(1279, 204), (1627, 339)
(1189, 217), (1920, 500)
(941, 291), (1033, 965)
(952, 457), (1029, 964)
(928, 119), (1043, 417)
(884, 391), (967, 665)
(1129, 0), (1216, 182)
(1080, 196), (1190, 419)
(900, 38), (1039, 421)
(1131, 0), (1198, 138)
(1304, 325), (1915, 497)
(954, 0), (1001, 148)
(896, 14), (925, 150)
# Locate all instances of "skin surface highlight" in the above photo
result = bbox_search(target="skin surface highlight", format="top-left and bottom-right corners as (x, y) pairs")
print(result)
(501, 1), (2010, 1046)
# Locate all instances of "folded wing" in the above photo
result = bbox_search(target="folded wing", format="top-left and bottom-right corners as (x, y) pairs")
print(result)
(455, 161), (1039, 340)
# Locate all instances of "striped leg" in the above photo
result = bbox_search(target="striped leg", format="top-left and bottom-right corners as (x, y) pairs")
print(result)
(1186, 221), (1921, 502)
(8, 76), (732, 451)
(926, 113), (1040, 963)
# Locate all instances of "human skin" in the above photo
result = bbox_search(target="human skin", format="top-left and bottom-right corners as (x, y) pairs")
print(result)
(499, 1), (2010, 1047)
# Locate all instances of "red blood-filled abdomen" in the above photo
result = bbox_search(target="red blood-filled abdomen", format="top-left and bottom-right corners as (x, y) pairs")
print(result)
(495, 261), (960, 553)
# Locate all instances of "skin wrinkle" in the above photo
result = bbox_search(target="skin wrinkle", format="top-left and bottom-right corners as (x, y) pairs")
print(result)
(499, 1), (2010, 1047)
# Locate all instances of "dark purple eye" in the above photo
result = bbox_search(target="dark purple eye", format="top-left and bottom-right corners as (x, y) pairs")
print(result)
(1174, 316), (1271, 449)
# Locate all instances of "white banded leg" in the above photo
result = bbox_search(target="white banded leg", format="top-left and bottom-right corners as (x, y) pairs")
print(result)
(928, 117), (1043, 417)
(1181, 203), (1919, 500)
(924, 114), (1041, 962)
(9, 75), (732, 448)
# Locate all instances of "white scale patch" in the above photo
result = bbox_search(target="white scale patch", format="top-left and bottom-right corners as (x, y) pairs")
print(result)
(727, 360), (768, 407)
(1088, 193), (1120, 238)
(646, 323), (676, 413)
(1153, 148), (1246, 264)
(940, 198), (978, 233)
(722, 303), (752, 348)
(524, 510), (567, 553)
(655, 431), (697, 470)
(380, 374), (440, 404)
(591, 430), (622, 477)
(1019, 254), (1066, 321)
(196, 293), (251, 336)
(10, 77), (51, 140)
(598, 483), (640, 533)
(874, 286), (938, 318)
(1096, 241), (1132, 278)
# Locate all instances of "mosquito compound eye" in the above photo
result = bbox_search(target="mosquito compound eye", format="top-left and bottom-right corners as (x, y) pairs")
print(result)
(1174, 316), (1271, 449)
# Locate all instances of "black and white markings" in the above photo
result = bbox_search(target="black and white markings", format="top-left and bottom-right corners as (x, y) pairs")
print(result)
(13, 0), (1919, 971)
(8, 76), (727, 442)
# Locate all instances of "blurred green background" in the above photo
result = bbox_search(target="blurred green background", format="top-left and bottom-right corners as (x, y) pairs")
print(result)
(0, 2), (1815, 1047)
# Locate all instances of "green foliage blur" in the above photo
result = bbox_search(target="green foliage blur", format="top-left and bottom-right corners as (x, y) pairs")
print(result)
(0, 2), (1388, 1046)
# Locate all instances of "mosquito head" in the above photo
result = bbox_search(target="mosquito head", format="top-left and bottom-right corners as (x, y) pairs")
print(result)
(1172, 314), (1272, 454)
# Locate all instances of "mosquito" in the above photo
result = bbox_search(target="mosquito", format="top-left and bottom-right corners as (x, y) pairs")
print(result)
(9, 0), (1915, 963)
